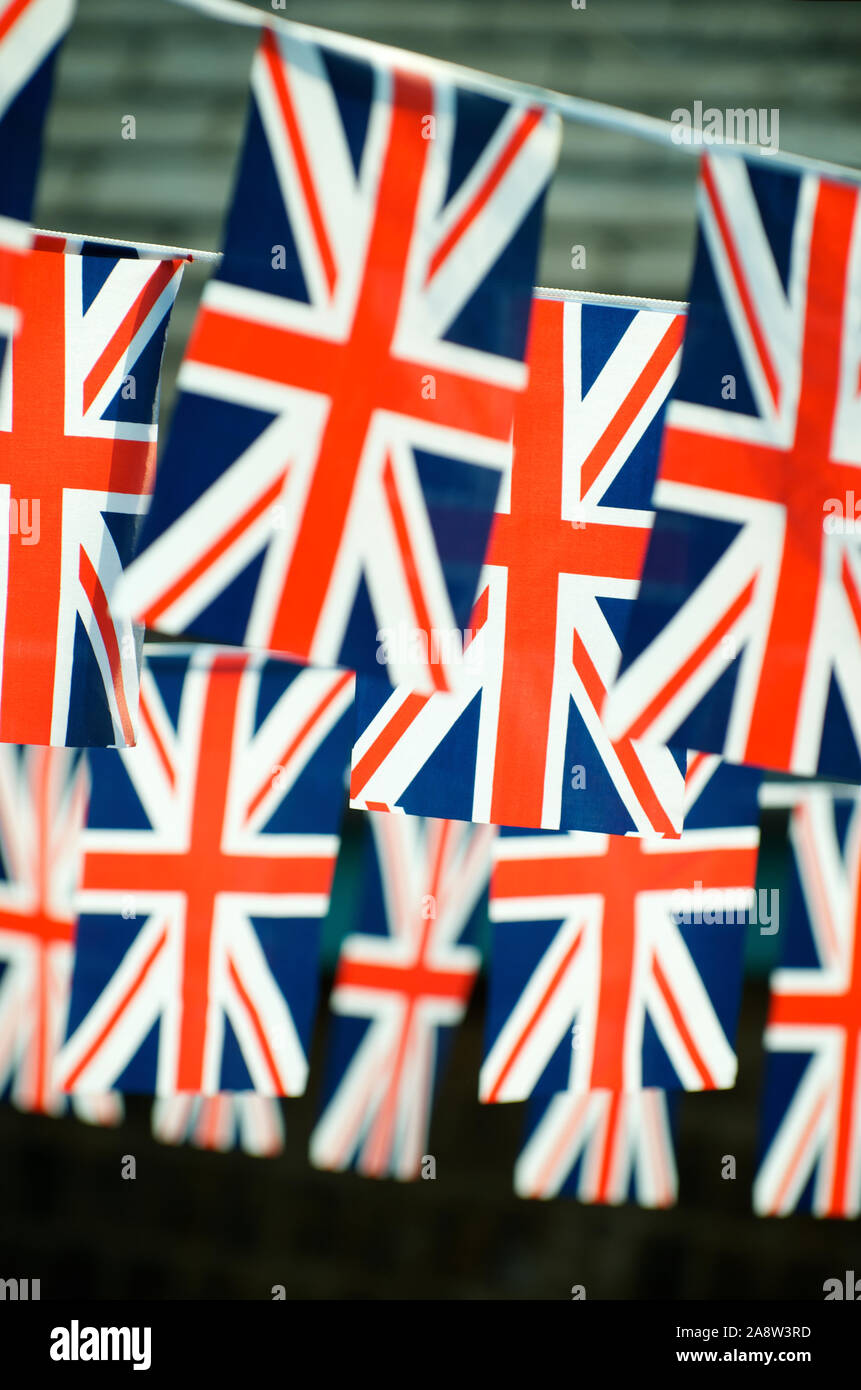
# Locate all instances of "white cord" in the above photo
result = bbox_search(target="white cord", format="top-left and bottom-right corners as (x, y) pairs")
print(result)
(168, 0), (861, 187)
(31, 227), (220, 263)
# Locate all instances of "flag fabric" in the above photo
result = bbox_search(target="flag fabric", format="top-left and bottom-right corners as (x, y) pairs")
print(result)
(310, 814), (494, 1180)
(603, 153), (861, 781)
(0, 211), (27, 380)
(0, 247), (183, 746)
(349, 291), (687, 833)
(2, 232), (159, 406)
(0, 0), (75, 220)
(754, 783), (861, 1218)
(0, 745), (121, 1125)
(480, 754), (761, 1101)
(514, 1089), (678, 1206)
(152, 1093), (285, 1158)
(117, 25), (561, 693)
(58, 646), (354, 1097)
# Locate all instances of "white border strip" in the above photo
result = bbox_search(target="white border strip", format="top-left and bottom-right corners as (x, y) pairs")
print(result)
(534, 286), (688, 313)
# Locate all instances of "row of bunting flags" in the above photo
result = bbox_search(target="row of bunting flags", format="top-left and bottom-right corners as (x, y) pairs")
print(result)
(0, 0), (859, 1218)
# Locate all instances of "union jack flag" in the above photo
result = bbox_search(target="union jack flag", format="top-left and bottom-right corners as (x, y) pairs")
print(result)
(152, 1093), (285, 1158)
(0, 745), (120, 1126)
(349, 292), (687, 832)
(0, 0), (75, 220)
(603, 155), (861, 781)
(514, 1089), (678, 1206)
(754, 783), (861, 1218)
(0, 0), (74, 381)
(480, 754), (761, 1101)
(57, 646), (354, 1097)
(118, 26), (560, 693)
(310, 814), (494, 1180)
(0, 247), (183, 746)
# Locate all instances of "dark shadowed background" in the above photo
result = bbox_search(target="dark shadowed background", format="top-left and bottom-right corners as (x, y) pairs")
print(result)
(1, 0), (860, 1300)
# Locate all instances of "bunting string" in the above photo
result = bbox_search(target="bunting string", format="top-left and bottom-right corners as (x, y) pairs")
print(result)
(169, 0), (861, 186)
(31, 227), (221, 264)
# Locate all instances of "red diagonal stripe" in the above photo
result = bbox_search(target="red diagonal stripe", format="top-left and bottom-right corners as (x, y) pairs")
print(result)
(140, 468), (287, 626)
(137, 686), (176, 791)
(580, 315), (685, 497)
(526, 1094), (591, 1198)
(78, 548), (136, 746)
(0, 0), (30, 42)
(769, 1085), (828, 1215)
(652, 955), (716, 1089)
(261, 27), (337, 297)
(700, 157), (780, 414)
(83, 260), (178, 415)
(624, 575), (757, 741)
(570, 629), (677, 836)
(485, 927), (583, 1103)
(427, 106), (544, 281)
(350, 690), (430, 800)
(245, 669), (353, 823)
(226, 955), (286, 1094)
(62, 924), (168, 1091)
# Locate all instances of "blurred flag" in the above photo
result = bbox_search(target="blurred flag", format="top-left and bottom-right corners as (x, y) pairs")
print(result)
(118, 25), (560, 692)
(58, 647), (354, 1097)
(515, 1089), (678, 1207)
(754, 783), (861, 1218)
(604, 154), (861, 781)
(350, 292), (687, 831)
(152, 1093), (285, 1158)
(0, 0), (75, 220)
(481, 755), (761, 1101)
(0, 248), (183, 746)
(310, 814), (494, 1180)
(0, 745), (120, 1125)
(1, 0), (76, 414)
